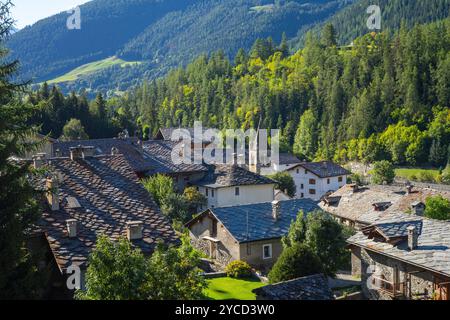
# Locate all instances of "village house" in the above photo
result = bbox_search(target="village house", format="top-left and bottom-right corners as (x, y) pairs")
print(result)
(52, 137), (153, 178)
(284, 161), (349, 201)
(347, 214), (450, 300)
(193, 164), (276, 209)
(142, 140), (208, 191)
(185, 199), (320, 271)
(259, 152), (302, 175)
(30, 146), (179, 298)
(320, 184), (450, 229)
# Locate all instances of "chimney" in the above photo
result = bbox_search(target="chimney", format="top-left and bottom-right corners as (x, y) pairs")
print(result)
(70, 146), (95, 160)
(272, 200), (281, 220)
(350, 184), (359, 193)
(46, 177), (59, 211)
(111, 147), (119, 156)
(231, 153), (237, 166)
(136, 140), (144, 155)
(66, 219), (77, 238)
(32, 153), (47, 169)
(411, 202), (425, 216)
(406, 185), (414, 194)
(407, 226), (418, 251)
(126, 221), (143, 240)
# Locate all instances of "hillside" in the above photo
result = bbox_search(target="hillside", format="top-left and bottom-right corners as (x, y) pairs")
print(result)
(292, 0), (450, 48)
(9, 0), (354, 94)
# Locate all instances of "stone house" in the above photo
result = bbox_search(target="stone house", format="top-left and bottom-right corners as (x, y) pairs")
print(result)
(193, 164), (276, 209)
(285, 161), (349, 201)
(185, 199), (320, 271)
(348, 215), (450, 300)
(142, 140), (208, 191)
(320, 184), (450, 229)
(31, 146), (179, 298)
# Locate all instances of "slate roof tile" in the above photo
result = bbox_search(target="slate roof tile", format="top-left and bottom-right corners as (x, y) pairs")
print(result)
(193, 199), (320, 243)
(253, 274), (334, 300)
(37, 154), (179, 272)
(195, 164), (275, 188)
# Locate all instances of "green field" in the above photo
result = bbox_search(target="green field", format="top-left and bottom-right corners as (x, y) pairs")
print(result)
(395, 168), (440, 182)
(204, 277), (265, 300)
(46, 56), (141, 84)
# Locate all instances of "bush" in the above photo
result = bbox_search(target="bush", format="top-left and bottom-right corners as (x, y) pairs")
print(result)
(268, 172), (296, 197)
(268, 243), (323, 284)
(425, 196), (450, 220)
(417, 171), (435, 183)
(225, 260), (253, 279)
(372, 160), (395, 184)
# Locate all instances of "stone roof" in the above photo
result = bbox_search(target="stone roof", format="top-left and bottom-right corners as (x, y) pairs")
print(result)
(195, 164), (275, 188)
(362, 220), (423, 244)
(156, 127), (214, 142)
(142, 140), (208, 175)
(187, 199), (320, 243)
(253, 274), (334, 300)
(288, 161), (350, 178)
(348, 215), (450, 277)
(53, 138), (152, 173)
(277, 153), (301, 165)
(320, 184), (450, 225)
(37, 154), (179, 272)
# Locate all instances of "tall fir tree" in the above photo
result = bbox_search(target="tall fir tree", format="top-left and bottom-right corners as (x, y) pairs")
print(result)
(0, 1), (43, 299)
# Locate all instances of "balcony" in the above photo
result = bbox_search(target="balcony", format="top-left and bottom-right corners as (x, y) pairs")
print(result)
(371, 276), (406, 298)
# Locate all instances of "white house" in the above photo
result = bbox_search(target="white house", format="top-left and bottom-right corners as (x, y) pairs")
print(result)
(259, 153), (302, 175)
(194, 164), (276, 209)
(285, 161), (350, 201)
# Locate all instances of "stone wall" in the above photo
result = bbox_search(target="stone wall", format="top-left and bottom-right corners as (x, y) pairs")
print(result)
(351, 246), (444, 300)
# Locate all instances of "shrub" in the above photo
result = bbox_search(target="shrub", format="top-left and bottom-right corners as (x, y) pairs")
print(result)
(372, 160), (395, 184)
(268, 243), (323, 284)
(225, 260), (253, 279)
(268, 172), (296, 197)
(417, 171), (435, 183)
(425, 196), (450, 220)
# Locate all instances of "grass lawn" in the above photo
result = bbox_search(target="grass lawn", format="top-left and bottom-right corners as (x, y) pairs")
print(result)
(395, 168), (440, 181)
(46, 56), (141, 84)
(204, 277), (265, 300)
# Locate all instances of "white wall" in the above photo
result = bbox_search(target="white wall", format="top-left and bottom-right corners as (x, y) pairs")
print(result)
(287, 167), (347, 201)
(198, 184), (275, 209)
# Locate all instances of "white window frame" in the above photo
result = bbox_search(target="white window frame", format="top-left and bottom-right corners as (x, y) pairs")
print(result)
(262, 244), (272, 260)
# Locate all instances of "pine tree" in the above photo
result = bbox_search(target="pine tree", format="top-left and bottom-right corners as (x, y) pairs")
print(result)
(321, 23), (337, 47)
(0, 1), (43, 298)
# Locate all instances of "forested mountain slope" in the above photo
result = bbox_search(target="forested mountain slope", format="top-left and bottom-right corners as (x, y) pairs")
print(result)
(9, 0), (354, 93)
(8, 0), (199, 83)
(292, 0), (450, 48)
(115, 19), (449, 168)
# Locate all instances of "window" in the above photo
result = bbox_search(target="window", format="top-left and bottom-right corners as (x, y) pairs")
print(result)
(263, 244), (272, 259)
(327, 178), (330, 184)
(305, 169), (308, 174)
(309, 179), (316, 185)
(235, 187), (240, 196)
(301, 193), (304, 198)
(206, 188), (209, 197)
(211, 189), (215, 198)
(338, 176), (343, 182)
(196, 187), (199, 191)
(301, 184), (304, 189)
(309, 189), (316, 195)
(296, 169), (299, 174)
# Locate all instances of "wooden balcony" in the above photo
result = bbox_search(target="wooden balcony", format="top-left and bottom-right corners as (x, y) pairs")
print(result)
(371, 276), (406, 298)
